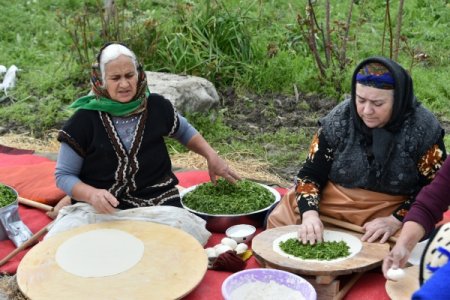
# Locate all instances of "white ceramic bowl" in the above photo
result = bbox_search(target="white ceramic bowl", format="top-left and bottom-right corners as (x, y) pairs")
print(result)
(226, 224), (256, 244)
(222, 268), (317, 300)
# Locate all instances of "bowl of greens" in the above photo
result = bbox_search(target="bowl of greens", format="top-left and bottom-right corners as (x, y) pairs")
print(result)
(180, 179), (280, 232)
(0, 183), (19, 241)
(0, 183), (17, 209)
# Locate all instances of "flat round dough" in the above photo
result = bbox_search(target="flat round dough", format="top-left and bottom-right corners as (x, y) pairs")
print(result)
(55, 229), (144, 277)
(273, 229), (362, 262)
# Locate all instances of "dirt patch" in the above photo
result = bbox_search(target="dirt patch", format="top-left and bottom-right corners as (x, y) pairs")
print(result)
(219, 87), (337, 181)
(220, 87), (337, 134)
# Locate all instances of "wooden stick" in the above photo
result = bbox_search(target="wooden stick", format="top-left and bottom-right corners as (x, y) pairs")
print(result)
(18, 196), (53, 212)
(320, 215), (398, 243)
(335, 272), (363, 300)
(0, 221), (53, 267)
(320, 215), (366, 234)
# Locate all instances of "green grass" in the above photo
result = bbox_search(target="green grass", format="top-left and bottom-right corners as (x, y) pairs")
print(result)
(0, 0), (449, 174)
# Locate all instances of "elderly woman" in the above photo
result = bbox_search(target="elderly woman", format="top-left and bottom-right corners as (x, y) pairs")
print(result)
(266, 56), (446, 245)
(55, 43), (240, 214)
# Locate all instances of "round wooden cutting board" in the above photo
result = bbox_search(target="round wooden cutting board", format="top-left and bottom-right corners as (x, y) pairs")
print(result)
(385, 265), (419, 300)
(16, 221), (208, 300)
(252, 225), (390, 276)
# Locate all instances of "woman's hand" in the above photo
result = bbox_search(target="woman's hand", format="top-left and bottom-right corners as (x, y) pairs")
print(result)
(361, 215), (402, 243)
(298, 210), (324, 244)
(185, 134), (240, 184)
(71, 182), (119, 214)
(206, 154), (240, 184)
(382, 243), (411, 278)
(382, 221), (425, 279)
(86, 188), (119, 214)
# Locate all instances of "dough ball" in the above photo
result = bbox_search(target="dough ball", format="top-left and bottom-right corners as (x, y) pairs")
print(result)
(387, 267), (405, 281)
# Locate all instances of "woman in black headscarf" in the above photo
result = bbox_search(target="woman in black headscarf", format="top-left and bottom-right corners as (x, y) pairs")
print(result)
(266, 56), (446, 244)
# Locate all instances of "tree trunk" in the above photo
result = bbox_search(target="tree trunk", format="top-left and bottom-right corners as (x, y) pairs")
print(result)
(393, 0), (405, 61)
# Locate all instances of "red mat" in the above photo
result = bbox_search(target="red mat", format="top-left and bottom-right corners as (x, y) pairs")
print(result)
(0, 152), (392, 299)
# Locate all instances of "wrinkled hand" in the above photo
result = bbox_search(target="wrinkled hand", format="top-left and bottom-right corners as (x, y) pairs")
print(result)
(207, 154), (240, 184)
(297, 210), (324, 244)
(87, 189), (119, 214)
(382, 244), (411, 279)
(362, 216), (402, 243)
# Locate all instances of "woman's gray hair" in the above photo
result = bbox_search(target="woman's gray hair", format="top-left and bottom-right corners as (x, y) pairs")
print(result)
(99, 44), (138, 87)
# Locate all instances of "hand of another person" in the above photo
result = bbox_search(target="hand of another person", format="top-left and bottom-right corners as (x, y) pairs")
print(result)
(361, 215), (402, 243)
(382, 243), (411, 279)
(297, 210), (324, 244)
(206, 154), (240, 184)
(87, 189), (119, 214)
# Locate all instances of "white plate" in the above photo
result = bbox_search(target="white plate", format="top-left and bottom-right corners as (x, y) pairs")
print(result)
(272, 229), (363, 263)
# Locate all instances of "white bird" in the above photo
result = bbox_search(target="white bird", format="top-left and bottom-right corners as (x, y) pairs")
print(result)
(1, 65), (20, 95)
(0, 65), (7, 74)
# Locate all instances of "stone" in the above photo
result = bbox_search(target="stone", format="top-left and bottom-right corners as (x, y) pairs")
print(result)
(146, 72), (219, 114)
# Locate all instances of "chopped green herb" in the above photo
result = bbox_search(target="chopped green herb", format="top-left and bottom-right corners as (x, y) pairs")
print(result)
(279, 238), (350, 260)
(0, 184), (16, 208)
(182, 178), (275, 215)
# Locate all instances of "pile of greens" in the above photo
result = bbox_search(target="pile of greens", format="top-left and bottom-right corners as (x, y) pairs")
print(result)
(279, 238), (350, 260)
(0, 184), (16, 208)
(182, 178), (275, 215)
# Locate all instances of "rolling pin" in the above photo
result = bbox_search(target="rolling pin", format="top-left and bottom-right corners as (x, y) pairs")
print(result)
(0, 197), (55, 267)
(0, 221), (53, 267)
(18, 196), (53, 212)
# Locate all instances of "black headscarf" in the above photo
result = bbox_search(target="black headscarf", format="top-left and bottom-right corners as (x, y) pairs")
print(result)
(350, 56), (418, 133)
(349, 57), (419, 183)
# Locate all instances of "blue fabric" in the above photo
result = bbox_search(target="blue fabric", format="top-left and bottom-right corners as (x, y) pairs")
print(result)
(412, 261), (450, 299)
(55, 143), (82, 196)
(356, 73), (394, 89)
(171, 115), (198, 145)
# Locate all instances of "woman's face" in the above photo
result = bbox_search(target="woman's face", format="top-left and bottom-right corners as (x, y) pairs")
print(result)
(355, 83), (394, 128)
(104, 55), (138, 103)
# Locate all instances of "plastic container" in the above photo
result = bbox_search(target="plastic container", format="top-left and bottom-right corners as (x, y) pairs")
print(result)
(222, 268), (317, 300)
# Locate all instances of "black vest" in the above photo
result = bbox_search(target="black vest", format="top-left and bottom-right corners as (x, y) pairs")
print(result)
(320, 99), (443, 195)
(58, 94), (180, 208)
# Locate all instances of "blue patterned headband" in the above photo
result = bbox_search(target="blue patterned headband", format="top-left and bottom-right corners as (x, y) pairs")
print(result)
(356, 63), (394, 89)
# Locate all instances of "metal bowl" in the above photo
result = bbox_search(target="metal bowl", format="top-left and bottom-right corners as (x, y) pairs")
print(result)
(0, 184), (19, 241)
(180, 182), (281, 233)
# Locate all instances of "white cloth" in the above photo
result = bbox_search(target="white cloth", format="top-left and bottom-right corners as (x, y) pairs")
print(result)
(45, 203), (211, 246)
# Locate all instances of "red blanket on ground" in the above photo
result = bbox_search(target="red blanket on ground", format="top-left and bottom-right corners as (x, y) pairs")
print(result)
(6, 151), (446, 299)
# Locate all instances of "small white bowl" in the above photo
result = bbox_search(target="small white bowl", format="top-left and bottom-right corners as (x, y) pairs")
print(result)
(225, 224), (256, 243)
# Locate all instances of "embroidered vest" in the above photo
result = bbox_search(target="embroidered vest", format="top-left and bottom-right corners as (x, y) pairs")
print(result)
(320, 100), (442, 195)
(58, 94), (180, 208)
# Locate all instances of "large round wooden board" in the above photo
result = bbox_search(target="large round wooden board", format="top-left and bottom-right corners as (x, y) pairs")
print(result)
(16, 221), (208, 300)
(252, 225), (390, 276)
(385, 265), (419, 300)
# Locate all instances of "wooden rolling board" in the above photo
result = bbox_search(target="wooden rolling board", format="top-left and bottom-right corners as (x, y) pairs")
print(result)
(385, 265), (419, 300)
(16, 221), (208, 300)
(252, 225), (390, 276)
